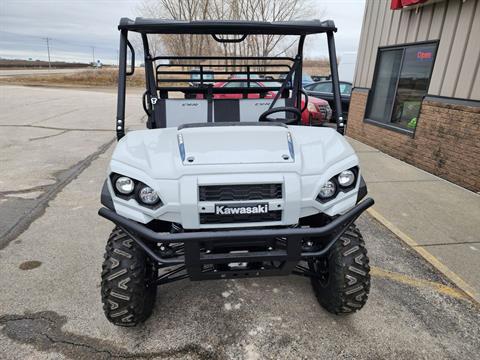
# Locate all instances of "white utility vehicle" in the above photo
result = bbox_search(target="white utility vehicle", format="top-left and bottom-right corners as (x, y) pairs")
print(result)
(99, 18), (374, 326)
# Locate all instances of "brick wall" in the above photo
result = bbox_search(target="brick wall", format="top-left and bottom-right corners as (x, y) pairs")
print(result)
(347, 89), (480, 193)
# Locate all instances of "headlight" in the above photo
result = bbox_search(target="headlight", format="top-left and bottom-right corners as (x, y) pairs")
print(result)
(137, 185), (160, 205)
(115, 176), (135, 194)
(318, 180), (336, 199)
(307, 102), (317, 112)
(338, 170), (355, 187)
(325, 105), (332, 119)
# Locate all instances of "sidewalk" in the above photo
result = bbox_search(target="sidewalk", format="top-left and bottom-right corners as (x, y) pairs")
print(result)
(347, 137), (480, 303)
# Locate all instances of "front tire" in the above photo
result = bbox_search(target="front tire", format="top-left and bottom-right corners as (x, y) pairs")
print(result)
(101, 227), (157, 326)
(309, 224), (370, 315)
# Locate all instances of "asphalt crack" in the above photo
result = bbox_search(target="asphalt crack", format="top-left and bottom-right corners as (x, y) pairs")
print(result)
(0, 311), (220, 360)
(0, 184), (50, 197)
(0, 124), (111, 132)
(29, 108), (80, 125)
(0, 138), (115, 249)
(29, 129), (68, 141)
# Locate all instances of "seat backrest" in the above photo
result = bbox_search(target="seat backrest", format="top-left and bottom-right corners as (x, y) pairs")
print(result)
(155, 98), (294, 128)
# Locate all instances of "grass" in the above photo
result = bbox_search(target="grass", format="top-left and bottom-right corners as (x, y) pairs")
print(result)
(0, 63), (331, 89)
(0, 68), (146, 88)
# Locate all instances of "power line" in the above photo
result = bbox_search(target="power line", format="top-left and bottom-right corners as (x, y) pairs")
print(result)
(0, 30), (120, 64)
(0, 30), (117, 52)
(44, 37), (51, 69)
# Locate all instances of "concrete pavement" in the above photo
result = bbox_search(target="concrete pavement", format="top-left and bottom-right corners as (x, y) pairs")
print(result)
(348, 138), (480, 302)
(0, 85), (144, 246)
(0, 139), (478, 359)
(0, 85), (479, 359)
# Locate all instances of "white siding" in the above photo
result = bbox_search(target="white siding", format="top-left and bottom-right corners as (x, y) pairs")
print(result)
(353, 0), (371, 86)
(365, 1), (388, 84)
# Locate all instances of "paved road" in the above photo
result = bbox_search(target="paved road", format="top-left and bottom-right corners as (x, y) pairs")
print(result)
(0, 85), (144, 246)
(0, 68), (89, 78)
(0, 144), (478, 359)
(0, 86), (479, 359)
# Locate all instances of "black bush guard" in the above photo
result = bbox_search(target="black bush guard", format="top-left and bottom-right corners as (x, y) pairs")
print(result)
(98, 198), (374, 281)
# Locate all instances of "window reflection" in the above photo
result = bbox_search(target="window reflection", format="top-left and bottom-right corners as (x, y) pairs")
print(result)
(366, 42), (437, 132)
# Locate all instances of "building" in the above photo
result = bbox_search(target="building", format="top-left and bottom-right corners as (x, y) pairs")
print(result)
(347, 0), (480, 192)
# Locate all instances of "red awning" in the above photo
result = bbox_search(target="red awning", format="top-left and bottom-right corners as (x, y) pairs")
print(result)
(391, 0), (429, 10)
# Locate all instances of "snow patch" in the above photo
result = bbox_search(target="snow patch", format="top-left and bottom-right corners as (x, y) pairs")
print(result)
(244, 344), (260, 360)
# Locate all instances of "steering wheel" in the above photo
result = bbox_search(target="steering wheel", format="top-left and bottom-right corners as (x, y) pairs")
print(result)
(300, 89), (309, 112)
(259, 106), (301, 124)
(142, 91), (152, 116)
(258, 89), (309, 124)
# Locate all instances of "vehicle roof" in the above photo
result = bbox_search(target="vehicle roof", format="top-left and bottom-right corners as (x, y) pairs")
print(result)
(307, 80), (352, 85)
(118, 18), (337, 35)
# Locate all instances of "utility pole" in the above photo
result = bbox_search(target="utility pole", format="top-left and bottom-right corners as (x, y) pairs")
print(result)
(44, 37), (51, 69)
(92, 46), (95, 64)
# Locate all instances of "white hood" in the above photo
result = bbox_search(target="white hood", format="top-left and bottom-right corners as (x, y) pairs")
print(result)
(179, 125), (293, 165)
(110, 124), (357, 179)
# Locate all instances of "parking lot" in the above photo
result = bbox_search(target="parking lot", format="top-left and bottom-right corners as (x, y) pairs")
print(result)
(0, 86), (479, 359)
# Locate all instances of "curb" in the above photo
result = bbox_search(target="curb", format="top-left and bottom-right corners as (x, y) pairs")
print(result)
(367, 207), (480, 306)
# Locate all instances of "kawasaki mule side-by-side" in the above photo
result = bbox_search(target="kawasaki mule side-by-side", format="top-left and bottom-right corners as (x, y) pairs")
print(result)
(98, 18), (374, 326)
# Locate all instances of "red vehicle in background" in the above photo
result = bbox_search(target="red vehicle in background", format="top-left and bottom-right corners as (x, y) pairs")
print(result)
(197, 78), (332, 126)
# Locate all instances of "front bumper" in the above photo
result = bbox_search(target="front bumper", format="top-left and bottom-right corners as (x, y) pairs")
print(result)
(98, 198), (374, 280)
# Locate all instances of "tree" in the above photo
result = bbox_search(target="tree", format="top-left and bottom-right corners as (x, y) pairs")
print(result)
(138, 0), (323, 59)
(138, 0), (219, 59)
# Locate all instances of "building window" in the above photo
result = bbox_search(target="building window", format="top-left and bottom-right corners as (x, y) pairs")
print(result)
(365, 42), (437, 133)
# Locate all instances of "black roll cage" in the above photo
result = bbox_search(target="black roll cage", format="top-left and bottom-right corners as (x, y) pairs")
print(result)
(116, 17), (345, 140)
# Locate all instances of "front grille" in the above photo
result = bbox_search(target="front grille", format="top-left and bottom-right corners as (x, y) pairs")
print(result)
(319, 105), (327, 117)
(199, 184), (282, 201)
(200, 211), (282, 224)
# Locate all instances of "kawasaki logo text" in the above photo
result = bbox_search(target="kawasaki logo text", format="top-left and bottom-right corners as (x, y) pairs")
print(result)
(215, 204), (269, 215)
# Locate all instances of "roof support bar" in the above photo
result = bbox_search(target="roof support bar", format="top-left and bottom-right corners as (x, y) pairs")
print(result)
(293, 35), (306, 113)
(327, 30), (344, 135)
(116, 30), (128, 140)
(142, 33), (159, 129)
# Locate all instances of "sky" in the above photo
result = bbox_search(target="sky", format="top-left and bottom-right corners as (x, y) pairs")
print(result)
(0, 0), (366, 64)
